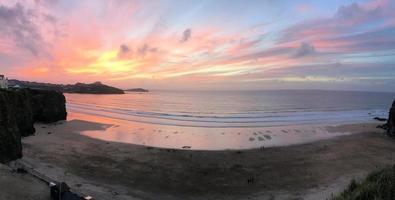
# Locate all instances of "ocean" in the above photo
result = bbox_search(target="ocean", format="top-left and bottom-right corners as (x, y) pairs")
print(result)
(66, 90), (394, 128)
(65, 90), (395, 150)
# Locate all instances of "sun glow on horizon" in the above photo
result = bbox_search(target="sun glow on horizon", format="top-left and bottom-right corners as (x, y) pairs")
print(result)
(66, 50), (142, 74)
(1, 0), (395, 91)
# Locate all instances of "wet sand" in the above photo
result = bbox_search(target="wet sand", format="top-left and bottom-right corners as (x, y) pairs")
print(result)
(20, 120), (395, 200)
(69, 112), (365, 150)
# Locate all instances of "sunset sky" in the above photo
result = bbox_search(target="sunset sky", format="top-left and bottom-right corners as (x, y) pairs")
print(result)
(0, 0), (394, 91)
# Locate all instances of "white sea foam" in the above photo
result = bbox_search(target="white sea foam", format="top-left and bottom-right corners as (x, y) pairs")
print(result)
(65, 90), (393, 128)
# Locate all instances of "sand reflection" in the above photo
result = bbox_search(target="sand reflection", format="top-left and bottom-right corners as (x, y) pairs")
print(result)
(66, 112), (364, 150)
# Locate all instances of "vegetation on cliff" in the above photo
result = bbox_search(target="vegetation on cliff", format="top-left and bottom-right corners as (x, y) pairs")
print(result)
(333, 165), (395, 200)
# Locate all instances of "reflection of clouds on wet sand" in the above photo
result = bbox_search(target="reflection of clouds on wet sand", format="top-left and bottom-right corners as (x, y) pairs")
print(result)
(69, 112), (375, 151)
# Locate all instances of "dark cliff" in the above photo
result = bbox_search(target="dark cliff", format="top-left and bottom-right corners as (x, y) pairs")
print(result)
(388, 100), (395, 137)
(0, 90), (23, 163)
(0, 89), (67, 163)
(10, 89), (36, 137)
(29, 89), (67, 123)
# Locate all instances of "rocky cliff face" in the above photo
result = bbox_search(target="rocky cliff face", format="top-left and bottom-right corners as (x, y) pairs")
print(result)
(12, 89), (35, 137)
(29, 89), (67, 123)
(388, 100), (395, 137)
(0, 90), (23, 163)
(0, 89), (67, 163)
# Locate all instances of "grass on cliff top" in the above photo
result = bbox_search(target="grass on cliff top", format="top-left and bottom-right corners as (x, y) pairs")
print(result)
(333, 165), (395, 200)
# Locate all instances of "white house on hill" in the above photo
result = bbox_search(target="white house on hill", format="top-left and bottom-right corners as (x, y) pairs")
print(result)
(0, 75), (8, 89)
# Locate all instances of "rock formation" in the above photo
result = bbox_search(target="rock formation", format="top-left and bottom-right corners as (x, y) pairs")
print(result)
(7, 89), (36, 137)
(388, 99), (395, 137)
(29, 89), (67, 123)
(0, 90), (23, 163)
(124, 88), (149, 92)
(63, 81), (125, 94)
(0, 89), (67, 163)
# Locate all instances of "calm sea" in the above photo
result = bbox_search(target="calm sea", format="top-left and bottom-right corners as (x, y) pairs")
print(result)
(66, 90), (395, 128)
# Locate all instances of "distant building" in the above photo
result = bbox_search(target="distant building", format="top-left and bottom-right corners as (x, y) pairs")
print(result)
(9, 84), (21, 89)
(0, 75), (8, 89)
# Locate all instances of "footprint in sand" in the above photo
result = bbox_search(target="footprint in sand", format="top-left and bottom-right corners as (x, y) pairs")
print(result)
(266, 130), (272, 133)
(281, 130), (288, 133)
(258, 136), (265, 141)
(222, 132), (225, 135)
(253, 132), (258, 136)
(258, 131), (264, 134)
(165, 136), (169, 139)
(249, 137), (255, 141)
(237, 132), (241, 135)
(173, 131), (178, 134)
(263, 135), (272, 140)
(294, 129), (301, 133)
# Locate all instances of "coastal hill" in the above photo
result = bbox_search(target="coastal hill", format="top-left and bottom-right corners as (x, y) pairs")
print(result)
(124, 88), (149, 92)
(64, 81), (124, 94)
(9, 80), (125, 94)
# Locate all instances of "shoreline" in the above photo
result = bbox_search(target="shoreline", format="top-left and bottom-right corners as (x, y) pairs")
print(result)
(66, 102), (389, 128)
(67, 111), (384, 151)
(16, 117), (395, 199)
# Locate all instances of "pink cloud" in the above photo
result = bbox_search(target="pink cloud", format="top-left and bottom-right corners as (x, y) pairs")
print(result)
(296, 3), (313, 13)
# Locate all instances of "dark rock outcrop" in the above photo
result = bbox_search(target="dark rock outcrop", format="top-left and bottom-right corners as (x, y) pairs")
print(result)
(373, 117), (387, 122)
(0, 89), (67, 163)
(11, 89), (36, 137)
(124, 88), (149, 92)
(0, 90), (23, 163)
(64, 82), (125, 94)
(388, 100), (395, 137)
(29, 89), (67, 123)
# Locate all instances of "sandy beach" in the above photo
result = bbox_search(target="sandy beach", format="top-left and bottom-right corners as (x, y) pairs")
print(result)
(2, 0), (395, 199)
(0, 164), (49, 200)
(15, 116), (395, 200)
